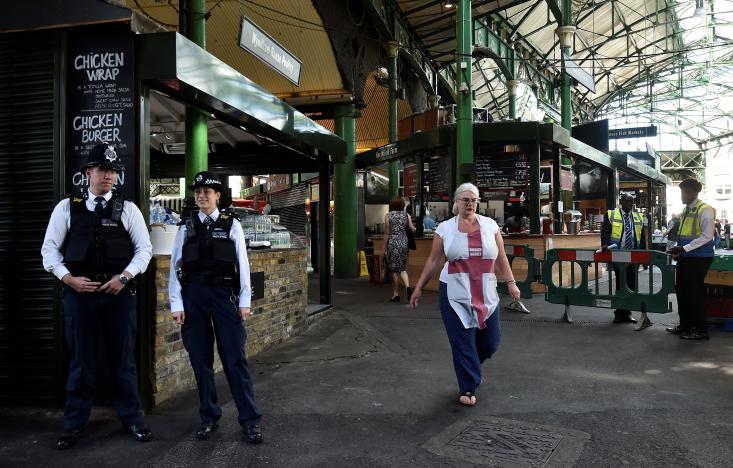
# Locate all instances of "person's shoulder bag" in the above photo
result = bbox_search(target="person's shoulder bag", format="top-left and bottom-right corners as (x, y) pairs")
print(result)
(405, 213), (417, 250)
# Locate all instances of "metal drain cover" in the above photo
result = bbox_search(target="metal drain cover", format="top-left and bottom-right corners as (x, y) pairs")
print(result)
(423, 417), (589, 467)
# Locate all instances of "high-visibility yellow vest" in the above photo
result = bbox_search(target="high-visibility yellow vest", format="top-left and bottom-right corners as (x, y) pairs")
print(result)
(607, 209), (643, 246)
(678, 201), (715, 240)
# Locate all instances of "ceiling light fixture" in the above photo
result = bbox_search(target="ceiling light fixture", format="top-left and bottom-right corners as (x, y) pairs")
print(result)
(444, 1), (455, 8)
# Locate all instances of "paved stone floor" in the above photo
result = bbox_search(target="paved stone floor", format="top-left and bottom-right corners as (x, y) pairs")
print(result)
(2, 277), (732, 467)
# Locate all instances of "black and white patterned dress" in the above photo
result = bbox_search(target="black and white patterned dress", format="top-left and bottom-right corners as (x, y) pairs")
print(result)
(386, 210), (409, 272)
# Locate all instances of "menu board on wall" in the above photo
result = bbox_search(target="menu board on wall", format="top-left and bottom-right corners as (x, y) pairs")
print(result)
(67, 26), (136, 199)
(475, 152), (528, 191)
(426, 157), (449, 193)
(403, 164), (417, 197)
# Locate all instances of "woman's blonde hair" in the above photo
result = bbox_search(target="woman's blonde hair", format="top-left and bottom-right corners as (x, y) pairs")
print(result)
(452, 182), (480, 215)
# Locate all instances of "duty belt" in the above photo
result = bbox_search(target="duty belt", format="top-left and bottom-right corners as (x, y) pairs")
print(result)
(186, 272), (237, 288)
(82, 273), (115, 283)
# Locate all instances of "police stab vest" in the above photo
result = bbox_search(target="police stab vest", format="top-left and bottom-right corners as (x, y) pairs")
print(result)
(64, 192), (133, 275)
(607, 208), (643, 246)
(181, 212), (238, 278)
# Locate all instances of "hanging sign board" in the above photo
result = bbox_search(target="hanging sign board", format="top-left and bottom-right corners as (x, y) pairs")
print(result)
(562, 53), (595, 93)
(475, 153), (528, 191)
(267, 174), (291, 193)
(239, 16), (302, 85)
(608, 126), (657, 139)
(67, 25), (136, 199)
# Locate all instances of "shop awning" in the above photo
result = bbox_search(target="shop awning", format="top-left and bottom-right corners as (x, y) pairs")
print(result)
(355, 126), (452, 168)
(613, 154), (671, 186)
(136, 32), (345, 163)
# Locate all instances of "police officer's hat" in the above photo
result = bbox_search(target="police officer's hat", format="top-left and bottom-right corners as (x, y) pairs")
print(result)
(82, 143), (125, 172)
(190, 171), (223, 192)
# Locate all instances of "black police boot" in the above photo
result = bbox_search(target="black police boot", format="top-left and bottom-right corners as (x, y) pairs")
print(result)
(244, 423), (263, 444)
(56, 428), (84, 450)
(122, 423), (153, 442)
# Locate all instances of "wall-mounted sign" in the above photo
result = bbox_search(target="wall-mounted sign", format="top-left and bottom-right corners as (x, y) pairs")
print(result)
(403, 164), (417, 197)
(67, 25), (136, 199)
(608, 126), (657, 139)
(560, 167), (573, 191)
(239, 16), (302, 85)
(426, 157), (449, 193)
(267, 174), (291, 193)
(475, 152), (528, 191)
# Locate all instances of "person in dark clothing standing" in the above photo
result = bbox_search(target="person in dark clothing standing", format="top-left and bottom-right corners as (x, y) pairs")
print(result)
(667, 178), (716, 340)
(169, 171), (263, 443)
(41, 144), (153, 450)
(601, 193), (647, 326)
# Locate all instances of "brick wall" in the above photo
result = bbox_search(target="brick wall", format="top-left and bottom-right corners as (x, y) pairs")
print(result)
(149, 248), (308, 406)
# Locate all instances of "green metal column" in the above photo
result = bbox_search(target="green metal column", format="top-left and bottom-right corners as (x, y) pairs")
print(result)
(528, 143), (541, 234)
(334, 104), (358, 278)
(507, 79), (518, 120)
(388, 42), (399, 197)
(455, 0), (473, 186)
(558, 0), (574, 213)
(184, 0), (208, 194)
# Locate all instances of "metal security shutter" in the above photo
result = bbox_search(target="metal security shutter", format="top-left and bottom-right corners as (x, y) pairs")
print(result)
(270, 184), (307, 236)
(0, 32), (61, 405)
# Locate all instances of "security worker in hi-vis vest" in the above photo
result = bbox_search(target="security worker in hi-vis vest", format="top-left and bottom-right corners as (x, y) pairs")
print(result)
(601, 193), (646, 324)
(168, 171), (263, 444)
(41, 144), (153, 450)
(667, 178), (716, 340)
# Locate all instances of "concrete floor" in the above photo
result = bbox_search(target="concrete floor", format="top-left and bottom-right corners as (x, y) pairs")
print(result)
(1, 277), (732, 467)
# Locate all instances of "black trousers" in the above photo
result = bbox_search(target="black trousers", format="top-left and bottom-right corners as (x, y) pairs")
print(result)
(676, 256), (714, 332)
(62, 286), (142, 431)
(613, 264), (637, 318)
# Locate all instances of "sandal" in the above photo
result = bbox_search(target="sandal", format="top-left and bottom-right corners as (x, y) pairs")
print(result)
(459, 392), (477, 406)
(389, 295), (400, 302)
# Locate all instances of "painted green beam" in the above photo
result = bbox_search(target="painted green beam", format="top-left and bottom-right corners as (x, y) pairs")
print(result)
(333, 104), (358, 279)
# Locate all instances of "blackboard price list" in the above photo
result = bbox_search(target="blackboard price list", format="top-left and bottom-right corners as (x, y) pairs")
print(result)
(475, 153), (528, 191)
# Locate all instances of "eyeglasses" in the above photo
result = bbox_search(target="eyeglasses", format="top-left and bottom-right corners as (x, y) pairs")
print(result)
(458, 197), (479, 204)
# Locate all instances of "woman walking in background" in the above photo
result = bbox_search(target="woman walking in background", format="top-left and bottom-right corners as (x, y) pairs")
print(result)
(384, 197), (415, 302)
(410, 183), (520, 406)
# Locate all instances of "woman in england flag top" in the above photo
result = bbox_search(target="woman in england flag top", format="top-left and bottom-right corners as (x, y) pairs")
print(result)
(410, 182), (521, 406)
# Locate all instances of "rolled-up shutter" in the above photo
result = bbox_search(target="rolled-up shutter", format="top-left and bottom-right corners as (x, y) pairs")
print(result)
(270, 184), (308, 236)
(0, 32), (62, 405)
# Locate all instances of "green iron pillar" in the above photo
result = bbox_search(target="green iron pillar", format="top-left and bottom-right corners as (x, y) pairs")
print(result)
(455, 0), (473, 186)
(184, 0), (208, 195)
(334, 104), (358, 278)
(557, 0), (575, 213)
(387, 42), (399, 197)
(507, 79), (518, 120)
(557, 0), (574, 131)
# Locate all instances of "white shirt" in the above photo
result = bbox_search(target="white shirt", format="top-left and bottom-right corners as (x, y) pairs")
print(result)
(41, 190), (153, 280)
(168, 209), (252, 312)
(681, 198), (715, 252)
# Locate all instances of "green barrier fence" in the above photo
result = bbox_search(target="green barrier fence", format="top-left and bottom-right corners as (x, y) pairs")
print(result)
(497, 244), (538, 299)
(543, 248), (675, 326)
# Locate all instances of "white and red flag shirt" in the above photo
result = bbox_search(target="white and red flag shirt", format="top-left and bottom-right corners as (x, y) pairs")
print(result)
(436, 215), (500, 329)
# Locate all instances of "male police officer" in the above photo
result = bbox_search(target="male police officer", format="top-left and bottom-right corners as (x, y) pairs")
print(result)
(667, 178), (716, 340)
(601, 193), (646, 325)
(41, 143), (153, 449)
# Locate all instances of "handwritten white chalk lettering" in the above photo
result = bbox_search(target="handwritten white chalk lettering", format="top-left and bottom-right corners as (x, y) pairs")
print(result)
(74, 52), (124, 81)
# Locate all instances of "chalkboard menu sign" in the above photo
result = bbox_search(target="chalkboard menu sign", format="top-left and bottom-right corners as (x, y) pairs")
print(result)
(67, 26), (136, 199)
(426, 157), (449, 193)
(475, 152), (528, 191)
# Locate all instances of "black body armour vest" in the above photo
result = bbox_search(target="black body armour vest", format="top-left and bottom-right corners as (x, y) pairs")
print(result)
(181, 212), (238, 278)
(64, 192), (133, 276)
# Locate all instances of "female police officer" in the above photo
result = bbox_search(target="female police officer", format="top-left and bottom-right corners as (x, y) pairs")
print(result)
(168, 171), (263, 443)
